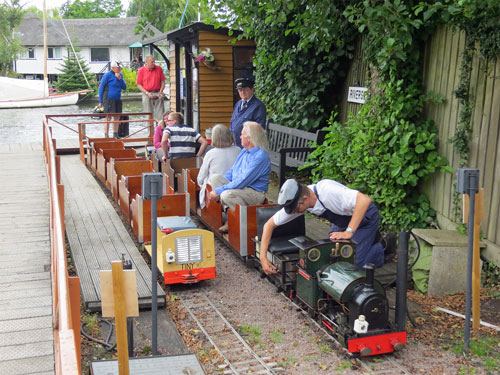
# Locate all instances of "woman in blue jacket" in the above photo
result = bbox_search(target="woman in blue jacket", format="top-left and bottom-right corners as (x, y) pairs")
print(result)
(99, 61), (127, 138)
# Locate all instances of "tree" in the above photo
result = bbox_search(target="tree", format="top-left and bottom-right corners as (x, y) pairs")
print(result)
(60, 0), (123, 19)
(56, 49), (97, 94)
(0, 0), (25, 76)
(207, 0), (356, 132)
(128, 0), (214, 34)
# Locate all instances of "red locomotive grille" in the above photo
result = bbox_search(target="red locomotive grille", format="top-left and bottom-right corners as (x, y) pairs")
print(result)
(347, 331), (406, 356)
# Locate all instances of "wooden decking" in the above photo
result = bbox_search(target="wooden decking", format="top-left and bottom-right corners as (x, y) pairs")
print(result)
(0, 142), (55, 375)
(61, 154), (165, 311)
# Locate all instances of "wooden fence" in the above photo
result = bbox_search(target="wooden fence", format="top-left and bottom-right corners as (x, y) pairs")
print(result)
(422, 25), (500, 264)
(43, 121), (81, 374)
(338, 26), (500, 264)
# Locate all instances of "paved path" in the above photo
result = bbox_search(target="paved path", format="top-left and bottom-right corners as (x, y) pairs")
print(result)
(0, 142), (55, 375)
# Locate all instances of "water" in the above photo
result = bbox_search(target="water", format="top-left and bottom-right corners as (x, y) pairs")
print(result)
(0, 100), (148, 145)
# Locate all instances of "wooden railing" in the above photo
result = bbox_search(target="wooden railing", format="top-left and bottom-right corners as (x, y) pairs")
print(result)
(43, 121), (81, 374)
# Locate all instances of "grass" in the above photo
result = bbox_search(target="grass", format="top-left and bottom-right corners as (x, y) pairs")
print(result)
(334, 361), (351, 371)
(270, 330), (283, 344)
(82, 310), (100, 336)
(238, 324), (261, 344)
(446, 330), (500, 374)
(317, 342), (331, 353)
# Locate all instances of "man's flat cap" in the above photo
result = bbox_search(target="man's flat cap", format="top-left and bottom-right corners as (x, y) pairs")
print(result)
(277, 179), (301, 214)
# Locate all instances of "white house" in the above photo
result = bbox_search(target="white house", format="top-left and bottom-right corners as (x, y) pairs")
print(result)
(14, 14), (166, 82)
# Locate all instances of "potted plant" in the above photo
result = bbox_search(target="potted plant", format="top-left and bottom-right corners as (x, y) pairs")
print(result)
(193, 48), (217, 69)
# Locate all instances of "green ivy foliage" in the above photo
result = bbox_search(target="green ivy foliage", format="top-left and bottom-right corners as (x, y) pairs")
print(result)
(207, 0), (357, 131)
(307, 0), (452, 231)
(207, 0), (499, 231)
(121, 68), (139, 93)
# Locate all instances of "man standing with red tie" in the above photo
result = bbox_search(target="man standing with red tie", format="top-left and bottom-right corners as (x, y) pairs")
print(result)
(230, 77), (267, 148)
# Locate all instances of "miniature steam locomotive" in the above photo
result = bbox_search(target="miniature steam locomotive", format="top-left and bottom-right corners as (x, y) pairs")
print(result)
(255, 207), (408, 357)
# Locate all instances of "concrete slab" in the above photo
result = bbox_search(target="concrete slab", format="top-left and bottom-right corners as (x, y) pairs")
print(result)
(91, 354), (204, 375)
(412, 229), (485, 296)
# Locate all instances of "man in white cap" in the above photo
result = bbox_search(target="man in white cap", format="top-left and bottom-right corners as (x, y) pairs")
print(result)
(98, 61), (127, 138)
(259, 178), (384, 274)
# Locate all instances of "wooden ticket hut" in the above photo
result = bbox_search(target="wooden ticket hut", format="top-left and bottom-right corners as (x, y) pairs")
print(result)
(166, 22), (256, 136)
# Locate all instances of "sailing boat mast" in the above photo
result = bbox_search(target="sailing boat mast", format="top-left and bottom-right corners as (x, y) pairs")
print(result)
(42, 0), (48, 96)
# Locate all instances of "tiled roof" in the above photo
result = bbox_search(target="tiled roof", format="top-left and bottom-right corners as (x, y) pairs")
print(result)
(16, 14), (159, 47)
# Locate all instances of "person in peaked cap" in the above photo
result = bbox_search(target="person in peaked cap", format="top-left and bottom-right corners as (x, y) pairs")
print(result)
(259, 178), (384, 275)
(98, 61), (127, 138)
(230, 76), (266, 148)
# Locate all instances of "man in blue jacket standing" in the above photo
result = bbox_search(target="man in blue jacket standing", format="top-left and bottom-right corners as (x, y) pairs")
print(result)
(99, 61), (127, 138)
(230, 77), (266, 147)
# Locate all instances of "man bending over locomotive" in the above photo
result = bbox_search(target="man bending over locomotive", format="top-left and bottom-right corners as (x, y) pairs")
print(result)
(209, 121), (270, 233)
(259, 178), (384, 275)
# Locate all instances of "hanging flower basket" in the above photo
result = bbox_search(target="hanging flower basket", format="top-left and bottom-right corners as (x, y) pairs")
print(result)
(203, 59), (218, 70)
(193, 48), (219, 70)
(194, 48), (214, 63)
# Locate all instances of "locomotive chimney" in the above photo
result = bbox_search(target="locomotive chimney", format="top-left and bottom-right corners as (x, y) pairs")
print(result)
(363, 264), (375, 287)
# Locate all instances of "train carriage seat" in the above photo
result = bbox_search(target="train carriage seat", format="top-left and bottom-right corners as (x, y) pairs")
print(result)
(256, 206), (305, 254)
(158, 216), (198, 233)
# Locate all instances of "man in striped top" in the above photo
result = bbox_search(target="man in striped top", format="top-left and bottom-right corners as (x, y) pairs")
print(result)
(160, 112), (208, 160)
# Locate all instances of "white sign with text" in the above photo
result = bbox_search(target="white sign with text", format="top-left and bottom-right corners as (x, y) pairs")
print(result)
(347, 86), (368, 104)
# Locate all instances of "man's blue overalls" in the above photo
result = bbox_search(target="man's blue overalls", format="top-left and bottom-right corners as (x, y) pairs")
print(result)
(313, 186), (384, 268)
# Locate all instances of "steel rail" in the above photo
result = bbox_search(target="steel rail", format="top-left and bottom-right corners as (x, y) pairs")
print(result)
(179, 293), (277, 375)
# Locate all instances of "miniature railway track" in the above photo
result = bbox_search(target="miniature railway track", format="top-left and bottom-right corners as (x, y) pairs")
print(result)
(178, 292), (279, 375)
(281, 293), (412, 375)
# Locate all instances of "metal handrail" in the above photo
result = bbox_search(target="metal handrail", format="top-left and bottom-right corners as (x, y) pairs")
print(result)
(43, 121), (81, 374)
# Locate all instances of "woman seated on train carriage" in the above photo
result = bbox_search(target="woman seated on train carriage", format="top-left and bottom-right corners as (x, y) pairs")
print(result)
(197, 124), (240, 208)
(153, 110), (171, 161)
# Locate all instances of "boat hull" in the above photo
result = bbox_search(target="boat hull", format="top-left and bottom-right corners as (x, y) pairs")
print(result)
(0, 92), (80, 108)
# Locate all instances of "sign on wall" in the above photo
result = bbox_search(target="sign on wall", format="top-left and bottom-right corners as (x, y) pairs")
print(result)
(347, 86), (368, 104)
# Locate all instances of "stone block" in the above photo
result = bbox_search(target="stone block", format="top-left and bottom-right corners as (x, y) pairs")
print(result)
(412, 229), (484, 296)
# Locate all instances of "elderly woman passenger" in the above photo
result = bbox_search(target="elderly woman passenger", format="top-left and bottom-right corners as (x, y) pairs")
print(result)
(197, 124), (240, 208)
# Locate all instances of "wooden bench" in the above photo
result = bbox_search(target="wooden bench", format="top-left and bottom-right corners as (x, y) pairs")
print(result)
(162, 157), (203, 193)
(106, 156), (145, 190)
(118, 175), (143, 222)
(183, 168), (200, 214)
(200, 184), (272, 260)
(84, 137), (117, 166)
(109, 160), (153, 202)
(90, 140), (124, 172)
(96, 148), (137, 183)
(267, 121), (323, 187)
(131, 191), (190, 243)
(227, 202), (274, 258)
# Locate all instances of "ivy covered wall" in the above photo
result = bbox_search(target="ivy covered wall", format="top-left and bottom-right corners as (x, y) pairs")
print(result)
(207, 0), (500, 235)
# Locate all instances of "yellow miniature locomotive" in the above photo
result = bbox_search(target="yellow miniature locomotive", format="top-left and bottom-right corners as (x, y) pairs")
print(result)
(144, 216), (216, 284)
